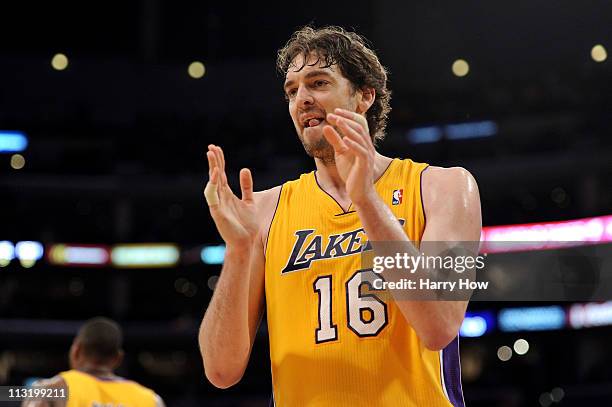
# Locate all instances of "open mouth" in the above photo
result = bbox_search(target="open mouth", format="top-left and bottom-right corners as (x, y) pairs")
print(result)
(303, 117), (325, 128)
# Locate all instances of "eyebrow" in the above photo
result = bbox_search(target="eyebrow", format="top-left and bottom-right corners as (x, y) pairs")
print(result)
(283, 69), (333, 90)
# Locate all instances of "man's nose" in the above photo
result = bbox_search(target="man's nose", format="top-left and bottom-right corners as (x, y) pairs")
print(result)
(295, 85), (314, 107)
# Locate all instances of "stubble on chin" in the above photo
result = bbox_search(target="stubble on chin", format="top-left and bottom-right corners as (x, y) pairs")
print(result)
(300, 132), (335, 165)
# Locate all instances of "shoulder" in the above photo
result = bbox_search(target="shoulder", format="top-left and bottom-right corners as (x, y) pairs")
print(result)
(137, 384), (164, 407)
(421, 166), (479, 198)
(21, 376), (67, 407)
(253, 185), (283, 245)
(154, 393), (166, 407)
(31, 375), (67, 389)
(127, 381), (163, 406)
(421, 166), (481, 219)
(253, 185), (283, 210)
(253, 185), (283, 223)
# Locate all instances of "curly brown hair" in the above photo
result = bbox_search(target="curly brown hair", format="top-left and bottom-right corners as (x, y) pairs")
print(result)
(277, 25), (391, 144)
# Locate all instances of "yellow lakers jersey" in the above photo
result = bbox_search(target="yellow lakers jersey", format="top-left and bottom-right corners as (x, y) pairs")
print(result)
(264, 158), (464, 407)
(59, 369), (157, 407)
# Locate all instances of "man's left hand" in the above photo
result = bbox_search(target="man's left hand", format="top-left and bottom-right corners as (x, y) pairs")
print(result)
(323, 108), (377, 206)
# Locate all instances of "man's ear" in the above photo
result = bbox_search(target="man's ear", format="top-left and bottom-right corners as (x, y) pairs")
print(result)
(356, 87), (376, 115)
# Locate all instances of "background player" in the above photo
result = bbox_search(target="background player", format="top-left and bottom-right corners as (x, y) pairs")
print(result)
(199, 26), (481, 406)
(22, 317), (165, 407)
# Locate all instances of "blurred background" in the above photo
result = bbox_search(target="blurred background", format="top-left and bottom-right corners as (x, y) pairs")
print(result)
(0, 0), (611, 406)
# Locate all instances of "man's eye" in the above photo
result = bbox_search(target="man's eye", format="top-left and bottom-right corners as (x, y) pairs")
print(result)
(286, 89), (297, 98)
(314, 80), (328, 87)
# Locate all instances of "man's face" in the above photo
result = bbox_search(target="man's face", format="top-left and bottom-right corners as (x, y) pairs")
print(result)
(284, 53), (359, 164)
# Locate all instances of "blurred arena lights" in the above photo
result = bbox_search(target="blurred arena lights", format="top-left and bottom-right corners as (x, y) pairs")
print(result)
(407, 120), (497, 144)
(459, 311), (495, 337)
(207, 275), (219, 290)
(452, 59), (469, 77)
(0, 131), (28, 153)
(407, 126), (443, 144)
(445, 121), (498, 140)
(111, 244), (180, 268)
(460, 316), (487, 337)
(539, 392), (553, 407)
(15, 241), (44, 268)
(568, 301), (612, 328)
(201, 245), (225, 264)
(47, 244), (110, 267)
(10, 154), (25, 170)
(550, 387), (565, 403)
(513, 339), (530, 355)
(591, 44), (607, 62)
(498, 306), (565, 332)
(24, 378), (44, 388)
(480, 214), (612, 253)
(51, 53), (69, 71)
(0, 241), (15, 267)
(496, 345), (512, 362)
(174, 278), (198, 297)
(188, 61), (206, 79)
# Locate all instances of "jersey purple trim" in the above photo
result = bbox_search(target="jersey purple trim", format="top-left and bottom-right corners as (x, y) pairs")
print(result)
(442, 336), (465, 407)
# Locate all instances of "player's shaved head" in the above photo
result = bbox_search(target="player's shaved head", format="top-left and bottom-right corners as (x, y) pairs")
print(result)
(75, 317), (123, 363)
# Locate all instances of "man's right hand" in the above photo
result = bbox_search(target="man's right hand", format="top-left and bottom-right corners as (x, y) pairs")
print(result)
(205, 145), (258, 248)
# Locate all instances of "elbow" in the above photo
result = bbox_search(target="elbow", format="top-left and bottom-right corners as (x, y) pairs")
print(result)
(420, 325), (459, 351)
(201, 346), (249, 389)
(199, 330), (249, 389)
(204, 364), (245, 389)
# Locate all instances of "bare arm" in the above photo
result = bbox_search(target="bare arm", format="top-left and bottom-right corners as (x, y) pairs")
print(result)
(322, 109), (482, 351)
(355, 166), (481, 350)
(21, 376), (67, 407)
(199, 231), (266, 388)
(198, 144), (279, 388)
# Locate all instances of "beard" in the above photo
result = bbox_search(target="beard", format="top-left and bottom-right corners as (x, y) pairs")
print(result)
(295, 99), (358, 165)
(300, 131), (336, 165)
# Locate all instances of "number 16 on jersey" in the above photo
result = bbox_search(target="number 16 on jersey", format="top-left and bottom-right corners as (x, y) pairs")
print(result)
(313, 270), (389, 344)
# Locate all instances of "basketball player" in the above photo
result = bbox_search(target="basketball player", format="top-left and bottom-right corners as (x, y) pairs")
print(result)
(199, 26), (481, 406)
(22, 317), (164, 407)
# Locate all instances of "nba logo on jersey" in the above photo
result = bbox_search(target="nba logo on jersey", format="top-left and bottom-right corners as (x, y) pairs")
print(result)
(392, 189), (403, 205)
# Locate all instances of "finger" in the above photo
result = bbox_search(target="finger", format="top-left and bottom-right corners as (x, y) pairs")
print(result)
(204, 168), (220, 207)
(217, 146), (226, 173)
(329, 112), (374, 150)
(239, 168), (254, 203)
(344, 137), (369, 158)
(212, 146), (228, 186)
(337, 117), (370, 149)
(209, 161), (219, 184)
(327, 113), (363, 135)
(213, 145), (226, 180)
(206, 150), (217, 178)
(322, 125), (349, 154)
(334, 108), (369, 133)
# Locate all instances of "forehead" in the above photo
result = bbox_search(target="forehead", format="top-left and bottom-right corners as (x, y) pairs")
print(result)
(284, 52), (339, 82)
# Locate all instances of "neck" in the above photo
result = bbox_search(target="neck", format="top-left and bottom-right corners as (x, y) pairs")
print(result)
(314, 152), (393, 212)
(314, 152), (393, 190)
(77, 364), (114, 377)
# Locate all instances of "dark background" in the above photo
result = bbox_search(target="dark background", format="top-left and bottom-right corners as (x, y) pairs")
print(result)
(0, 1), (611, 406)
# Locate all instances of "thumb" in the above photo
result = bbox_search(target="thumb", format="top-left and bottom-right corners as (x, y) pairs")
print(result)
(239, 168), (254, 202)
